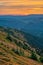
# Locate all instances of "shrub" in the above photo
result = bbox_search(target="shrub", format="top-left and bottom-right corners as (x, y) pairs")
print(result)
(30, 51), (38, 61)
(12, 48), (20, 55)
(23, 44), (29, 50)
(0, 43), (3, 45)
(39, 56), (43, 63)
(12, 48), (24, 56)
(19, 48), (24, 56)
(6, 33), (12, 41)
(2, 58), (10, 62)
(0, 52), (5, 55)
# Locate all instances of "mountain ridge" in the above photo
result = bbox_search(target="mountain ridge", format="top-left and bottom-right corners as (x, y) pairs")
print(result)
(0, 14), (43, 37)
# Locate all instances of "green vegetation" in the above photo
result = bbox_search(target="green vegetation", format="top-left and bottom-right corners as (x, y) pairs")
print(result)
(0, 26), (43, 65)
(39, 56), (43, 63)
(0, 43), (4, 45)
(12, 47), (24, 56)
(0, 52), (5, 56)
(30, 51), (38, 61)
(23, 43), (29, 50)
(2, 58), (10, 62)
(12, 48), (20, 55)
(14, 39), (23, 48)
(6, 33), (13, 42)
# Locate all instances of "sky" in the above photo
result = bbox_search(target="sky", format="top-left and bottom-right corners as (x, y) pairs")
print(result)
(0, 0), (43, 15)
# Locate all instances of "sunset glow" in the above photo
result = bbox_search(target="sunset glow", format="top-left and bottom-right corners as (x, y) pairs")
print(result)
(0, 0), (43, 15)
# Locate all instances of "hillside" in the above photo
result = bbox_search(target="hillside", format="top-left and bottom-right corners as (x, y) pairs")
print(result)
(0, 26), (43, 65)
(0, 14), (43, 36)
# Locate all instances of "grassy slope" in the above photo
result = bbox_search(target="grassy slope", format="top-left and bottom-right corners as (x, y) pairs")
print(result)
(0, 27), (43, 65)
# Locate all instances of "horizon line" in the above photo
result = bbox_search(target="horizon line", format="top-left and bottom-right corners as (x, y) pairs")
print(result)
(0, 14), (43, 16)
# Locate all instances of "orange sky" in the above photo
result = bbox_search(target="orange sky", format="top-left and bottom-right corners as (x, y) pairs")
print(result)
(0, 0), (43, 15)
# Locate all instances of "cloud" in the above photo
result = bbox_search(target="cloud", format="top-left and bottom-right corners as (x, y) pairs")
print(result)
(29, 0), (43, 1)
(0, 5), (43, 9)
(0, 0), (43, 9)
(0, 0), (43, 15)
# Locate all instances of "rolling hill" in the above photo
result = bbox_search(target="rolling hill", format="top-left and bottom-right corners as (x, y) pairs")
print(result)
(0, 14), (43, 37)
(0, 26), (43, 65)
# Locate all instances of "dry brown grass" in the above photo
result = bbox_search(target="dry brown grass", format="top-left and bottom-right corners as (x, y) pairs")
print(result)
(0, 28), (43, 65)
(0, 41), (43, 65)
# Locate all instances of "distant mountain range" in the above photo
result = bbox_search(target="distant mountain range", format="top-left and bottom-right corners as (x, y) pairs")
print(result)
(0, 14), (43, 37)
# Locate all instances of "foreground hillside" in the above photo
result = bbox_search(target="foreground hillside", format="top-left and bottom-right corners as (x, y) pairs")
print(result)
(0, 26), (43, 65)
